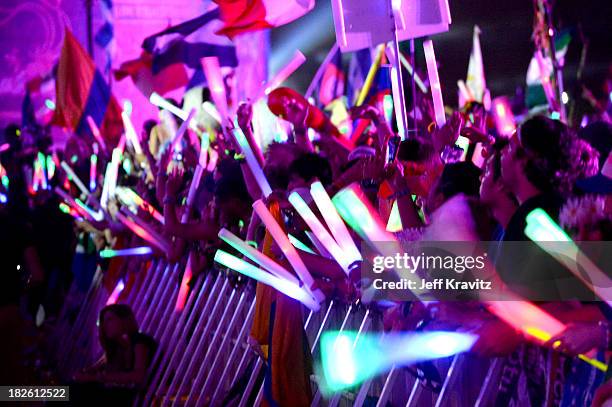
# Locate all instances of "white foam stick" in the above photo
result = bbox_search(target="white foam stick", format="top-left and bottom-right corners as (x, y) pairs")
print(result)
(86, 116), (108, 152)
(150, 93), (200, 132)
(305, 231), (333, 259)
(169, 108), (196, 154)
(288, 191), (353, 274)
(218, 228), (300, 285)
(232, 127), (272, 197)
(201, 57), (229, 126)
(61, 161), (90, 197)
(214, 249), (320, 311)
(310, 182), (362, 264)
(263, 50), (306, 96)
(121, 111), (143, 155)
(100, 163), (112, 209)
(423, 40), (446, 127)
(184, 165), (204, 218)
(202, 102), (221, 125)
(253, 199), (324, 303)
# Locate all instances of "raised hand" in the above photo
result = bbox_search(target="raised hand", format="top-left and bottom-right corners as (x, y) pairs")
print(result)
(165, 167), (184, 198)
(282, 98), (309, 131)
(350, 105), (383, 125)
(236, 102), (253, 132)
(432, 111), (463, 153)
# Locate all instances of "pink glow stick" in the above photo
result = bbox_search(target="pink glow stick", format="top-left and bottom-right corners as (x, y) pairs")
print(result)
(423, 40), (446, 128)
(263, 50), (306, 96)
(106, 279), (125, 305)
(86, 116), (108, 153)
(115, 211), (170, 253)
(232, 127), (272, 197)
(253, 199), (325, 304)
(201, 57), (229, 126)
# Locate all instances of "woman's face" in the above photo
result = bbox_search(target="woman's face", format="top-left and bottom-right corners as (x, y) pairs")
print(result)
(102, 311), (123, 340)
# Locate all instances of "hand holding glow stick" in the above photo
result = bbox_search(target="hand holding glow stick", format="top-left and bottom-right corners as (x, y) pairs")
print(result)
(253, 199), (324, 304)
(423, 40), (446, 127)
(61, 161), (90, 197)
(214, 249), (320, 311)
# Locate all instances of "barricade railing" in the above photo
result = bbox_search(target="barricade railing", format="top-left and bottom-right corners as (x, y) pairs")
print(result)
(55, 254), (514, 407)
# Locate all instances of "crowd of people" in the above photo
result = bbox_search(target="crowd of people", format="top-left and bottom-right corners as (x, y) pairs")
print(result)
(1, 53), (612, 405)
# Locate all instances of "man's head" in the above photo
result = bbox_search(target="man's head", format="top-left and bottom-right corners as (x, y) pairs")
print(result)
(426, 161), (481, 216)
(501, 116), (578, 198)
(287, 152), (333, 191)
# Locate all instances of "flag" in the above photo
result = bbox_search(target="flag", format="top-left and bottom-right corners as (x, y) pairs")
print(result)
(525, 30), (571, 109)
(116, 7), (237, 97)
(95, 0), (114, 74)
(465, 25), (487, 105)
(213, 0), (315, 39)
(316, 47), (345, 107)
(52, 29), (123, 146)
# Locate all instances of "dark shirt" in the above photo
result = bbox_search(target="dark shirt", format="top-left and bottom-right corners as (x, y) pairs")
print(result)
(0, 212), (32, 306)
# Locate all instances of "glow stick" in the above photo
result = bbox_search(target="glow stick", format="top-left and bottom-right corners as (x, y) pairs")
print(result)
(457, 79), (474, 103)
(86, 116), (108, 153)
(218, 228), (299, 285)
(115, 211), (171, 253)
(310, 182), (362, 264)
(149, 93), (199, 132)
(214, 249), (320, 311)
(534, 50), (557, 110)
(491, 96), (516, 137)
(89, 153), (97, 191)
(305, 231), (333, 258)
(206, 147), (218, 172)
(253, 199), (325, 303)
(0, 143), (9, 153)
(100, 247), (153, 258)
(202, 102), (221, 124)
(232, 127), (272, 197)
(288, 190), (355, 274)
(116, 187), (164, 224)
(356, 45), (386, 106)
(332, 184), (429, 300)
(201, 57), (229, 125)
(398, 52), (427, 93)
(0, 193), (6, 204)
(100, 163), (112, 209)
(525, 208), (612, 306)
(169, 108), (196, 155)
(54, 187), (94, 222)
(176, 254), (193, 311)
(121, 111), (143, 155)
(46, 155), (56, 179)
(75, 199), (104, 221)
(185, 165), (204, 212)
(61, 161), (89, 197)
(32, 159), (41, 192)
(263, 50), (306, 96)
(423, 40), (446, 127)
(320, 330), (477, 393)
(106, 279), (125, 305)
(386, 200), (402, 232)
(485, 300), (607, 371)
(37, 152), (48, 190)
(288, 234), (316, 254)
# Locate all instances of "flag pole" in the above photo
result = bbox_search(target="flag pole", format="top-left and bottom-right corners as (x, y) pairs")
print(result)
(305, 43), (340, 100)
(389, 0), (409, 139)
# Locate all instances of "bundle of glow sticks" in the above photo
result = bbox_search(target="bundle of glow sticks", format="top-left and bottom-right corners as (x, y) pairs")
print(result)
(524, 208), (612, 306)
(288, 183), (361, 275)
(320, 330), (477, 393)
(214, 249), (320, 310)
(100, 247), (153, 258)
(253, 199), (325, 305)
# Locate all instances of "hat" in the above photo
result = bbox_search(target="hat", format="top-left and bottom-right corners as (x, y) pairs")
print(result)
(576, 150), (612, 194)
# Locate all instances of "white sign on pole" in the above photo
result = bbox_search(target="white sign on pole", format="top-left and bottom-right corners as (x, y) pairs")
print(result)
(331, 0), (451, 52)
